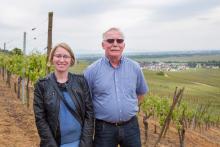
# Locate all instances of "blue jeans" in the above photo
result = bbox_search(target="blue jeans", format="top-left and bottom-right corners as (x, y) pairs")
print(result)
(94, 116), (141, 147)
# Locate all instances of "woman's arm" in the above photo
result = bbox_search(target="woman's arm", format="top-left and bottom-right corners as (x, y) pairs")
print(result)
(79, 77), (94, 147)
(33, 80), (58, 147)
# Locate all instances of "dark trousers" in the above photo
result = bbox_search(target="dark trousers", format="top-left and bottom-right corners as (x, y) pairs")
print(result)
(94, 116), (141, 147)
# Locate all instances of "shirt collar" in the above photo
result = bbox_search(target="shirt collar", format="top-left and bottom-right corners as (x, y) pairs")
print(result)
(103, 56), (125, 68)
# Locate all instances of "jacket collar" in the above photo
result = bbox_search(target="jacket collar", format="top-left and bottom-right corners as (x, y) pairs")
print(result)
(49, 72), (73, 88)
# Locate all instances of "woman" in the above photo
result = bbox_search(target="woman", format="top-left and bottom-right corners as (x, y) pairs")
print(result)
(33, 42), (94, 147)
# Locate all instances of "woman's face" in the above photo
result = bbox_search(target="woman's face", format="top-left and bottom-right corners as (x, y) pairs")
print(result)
(52, 46), (72, 73)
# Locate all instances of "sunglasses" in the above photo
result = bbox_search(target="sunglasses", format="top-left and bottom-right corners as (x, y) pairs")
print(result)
(105, 39), (124, 44)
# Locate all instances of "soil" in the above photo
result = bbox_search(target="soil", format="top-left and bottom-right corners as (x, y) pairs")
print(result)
(138, 115), (220, 147)
(0, 76), (39, 147)
(0, 76), (219, 147)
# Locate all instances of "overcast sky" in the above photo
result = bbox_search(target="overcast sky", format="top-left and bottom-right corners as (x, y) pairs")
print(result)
(0, 0), (220, 54)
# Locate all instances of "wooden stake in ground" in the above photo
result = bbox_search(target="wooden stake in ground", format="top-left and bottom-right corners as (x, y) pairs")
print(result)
(46, 12), (53, 74)
(154, 87), (184, 147)
(143, 111), (153, 144)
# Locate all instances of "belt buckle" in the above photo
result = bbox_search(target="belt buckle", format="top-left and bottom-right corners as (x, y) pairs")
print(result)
(115, 122), (120, 126)
(115, 121), (123, 126)
(115, 122), (118, 126)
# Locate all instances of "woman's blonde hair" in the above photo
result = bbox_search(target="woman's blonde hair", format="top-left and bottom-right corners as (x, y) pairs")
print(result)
(48, 42), (75, 66)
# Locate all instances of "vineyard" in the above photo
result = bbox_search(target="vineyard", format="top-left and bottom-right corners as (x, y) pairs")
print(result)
(0, 51), (220, 147)
(0, 51), (46, 107)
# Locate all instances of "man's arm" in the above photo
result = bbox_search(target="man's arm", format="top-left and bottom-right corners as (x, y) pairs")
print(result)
(138, 94), (145, 107)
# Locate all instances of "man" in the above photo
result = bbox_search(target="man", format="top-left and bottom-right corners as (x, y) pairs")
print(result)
(84, 27), (148, 147)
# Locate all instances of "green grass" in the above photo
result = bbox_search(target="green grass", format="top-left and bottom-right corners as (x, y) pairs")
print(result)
(69, 60), (220, 115)
(69, 60), (90, 74)
(143, 69), (220, 115)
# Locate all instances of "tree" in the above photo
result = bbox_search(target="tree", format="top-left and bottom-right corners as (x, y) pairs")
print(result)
(11, 48), (23, 55)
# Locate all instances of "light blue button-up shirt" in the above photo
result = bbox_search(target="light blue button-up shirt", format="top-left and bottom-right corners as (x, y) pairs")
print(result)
(84, 56), (148, 122)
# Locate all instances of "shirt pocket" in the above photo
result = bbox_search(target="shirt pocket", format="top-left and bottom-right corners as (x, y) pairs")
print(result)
(94, 77), (113, 95)
(123, 75), (136, 98)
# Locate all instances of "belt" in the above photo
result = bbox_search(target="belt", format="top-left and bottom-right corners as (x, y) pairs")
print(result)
(96, 116), (135, 126)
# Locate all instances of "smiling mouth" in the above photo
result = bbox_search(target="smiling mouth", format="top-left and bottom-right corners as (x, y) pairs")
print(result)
(57, 64), (67, 66)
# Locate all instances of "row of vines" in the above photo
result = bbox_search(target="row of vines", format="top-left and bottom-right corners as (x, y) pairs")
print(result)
(141, 87), (220, 146)
(0, 51), (47, 107)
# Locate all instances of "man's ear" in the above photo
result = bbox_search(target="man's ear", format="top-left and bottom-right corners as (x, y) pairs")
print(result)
(102, 42), (105, 50)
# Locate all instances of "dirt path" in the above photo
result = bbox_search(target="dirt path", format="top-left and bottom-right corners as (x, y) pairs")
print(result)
(0, 77), (39, 147)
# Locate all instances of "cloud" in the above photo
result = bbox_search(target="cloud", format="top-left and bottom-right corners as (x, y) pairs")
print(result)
(0, 0), (219, 53)
(151, 0), (220, 22)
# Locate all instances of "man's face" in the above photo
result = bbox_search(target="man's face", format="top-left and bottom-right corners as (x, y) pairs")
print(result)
(102, 30), (125, 59)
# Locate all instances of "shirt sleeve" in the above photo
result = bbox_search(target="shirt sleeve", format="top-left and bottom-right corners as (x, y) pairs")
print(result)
(83, 67), (94, 97)
(136, 66), (148, 95)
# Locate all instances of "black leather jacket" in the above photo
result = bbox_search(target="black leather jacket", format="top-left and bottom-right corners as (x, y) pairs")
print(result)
(33, 73), (94, 147)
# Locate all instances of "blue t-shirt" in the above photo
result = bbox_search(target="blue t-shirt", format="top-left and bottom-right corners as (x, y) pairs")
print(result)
(59, 90), (81, 146)
(84, 56), (148, 122)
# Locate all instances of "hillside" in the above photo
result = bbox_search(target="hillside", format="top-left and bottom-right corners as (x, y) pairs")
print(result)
(0, 76), (219, 147)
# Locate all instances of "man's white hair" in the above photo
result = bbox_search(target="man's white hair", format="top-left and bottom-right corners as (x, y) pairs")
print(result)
(102, 27), (124, 40)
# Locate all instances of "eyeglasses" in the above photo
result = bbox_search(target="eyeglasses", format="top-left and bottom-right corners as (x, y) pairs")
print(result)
(54, 54), (71, 60)
(105, 39), (124, 44)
